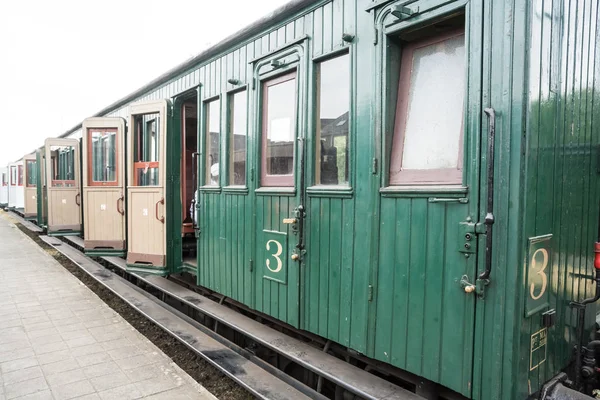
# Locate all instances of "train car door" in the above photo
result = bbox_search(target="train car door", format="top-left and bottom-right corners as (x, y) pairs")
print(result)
(36, 149), (47, 228)
(126, 100), (170, 274)
(82, 118), (126, 256)
(44, 138), (81, 235)
(253, 69), (303, 328)
(0, 168), (8, 208)
(23, 154), (37, 219)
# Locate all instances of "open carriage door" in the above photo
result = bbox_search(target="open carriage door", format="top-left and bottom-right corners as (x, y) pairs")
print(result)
(44, 138), (81, 235)
(82, 118), (126, 256)
(126, 100), (170, 274)
(23, 154), (37, 219)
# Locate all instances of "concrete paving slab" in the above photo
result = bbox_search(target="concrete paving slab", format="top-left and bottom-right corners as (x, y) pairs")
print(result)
(0, 212), (217, 400)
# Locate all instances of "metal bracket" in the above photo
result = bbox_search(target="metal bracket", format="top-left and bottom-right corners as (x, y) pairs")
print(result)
(391, 5), (419, 20)
(460, 275), (488, 298)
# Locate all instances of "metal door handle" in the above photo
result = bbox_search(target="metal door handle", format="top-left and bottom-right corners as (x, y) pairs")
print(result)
(155, 198), (165, 223)
(117, 195), (124, 215)
(75, 193), (81, 206)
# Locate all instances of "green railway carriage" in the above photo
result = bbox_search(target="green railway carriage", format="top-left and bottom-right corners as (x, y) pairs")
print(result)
(27, 0), (600, 398)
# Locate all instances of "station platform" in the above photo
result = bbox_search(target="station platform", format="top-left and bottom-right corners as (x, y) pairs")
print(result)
(0, 213), (216, 400)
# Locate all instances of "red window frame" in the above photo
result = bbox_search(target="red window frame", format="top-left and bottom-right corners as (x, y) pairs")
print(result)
(87, 128), (119, 187)
(389, 28), (465, 185)
(261, 71), (297, 187)
(17, 165), (23, 186)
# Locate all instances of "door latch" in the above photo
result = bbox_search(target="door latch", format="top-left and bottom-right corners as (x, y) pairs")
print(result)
(460, 275), (487, 298)
(458, 220), (485, 256)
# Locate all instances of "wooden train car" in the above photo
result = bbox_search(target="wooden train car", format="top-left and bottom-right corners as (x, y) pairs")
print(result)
(13, 0), (600, 398)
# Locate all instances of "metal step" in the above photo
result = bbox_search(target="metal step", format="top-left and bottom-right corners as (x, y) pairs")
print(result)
(40, 236), (317, 400)
(100, 256), (421, 400)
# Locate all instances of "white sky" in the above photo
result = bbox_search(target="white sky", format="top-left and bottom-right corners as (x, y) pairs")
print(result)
(0, 0), (289, 166)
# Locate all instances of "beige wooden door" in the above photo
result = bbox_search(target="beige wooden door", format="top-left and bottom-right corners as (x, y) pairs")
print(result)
(82, 118), (126, 254)
(44, 138), (81, 234)
(126, 100), (169, 272)
(23, 154), (37, 218)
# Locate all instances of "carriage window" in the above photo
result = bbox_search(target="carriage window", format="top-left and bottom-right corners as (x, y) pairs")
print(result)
(316, 54), (350, 185)
(2, 172), (6, 186)
(10, 166), (16, 185)
(262, 72), (296, 186)
(133, 114), (160, 186)
(50, 146), (76, 187)
(89, 129), (118, 186)
(18, 165), (23, 186)
(26, 160), (36, 187)
(229, 91), (247, 185)
(205, 99), (221, 186)
(389, 29), (465, 185)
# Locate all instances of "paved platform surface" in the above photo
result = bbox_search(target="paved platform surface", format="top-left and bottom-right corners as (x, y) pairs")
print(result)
(0, 212), (217, 400)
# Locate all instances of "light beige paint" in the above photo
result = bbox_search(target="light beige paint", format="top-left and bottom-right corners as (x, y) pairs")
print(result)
(82, 118), (126, 250)
(127, 100), (168, 267)
(44, 138), (81, 233)
(23, 154), (37, 217)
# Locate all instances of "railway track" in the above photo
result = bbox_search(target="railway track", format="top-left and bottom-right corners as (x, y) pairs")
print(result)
(6, 210), (422, 400)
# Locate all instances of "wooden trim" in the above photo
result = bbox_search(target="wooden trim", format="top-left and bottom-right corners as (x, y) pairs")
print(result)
(87, 128), (119, 187)
(51, 180), (76, 187)
(133, 161), (159, 186)
(261, 71), (297, 187)
(389, 28), (465, 185)
(84, 239), (125, 251)
(126, 252), (165, 267)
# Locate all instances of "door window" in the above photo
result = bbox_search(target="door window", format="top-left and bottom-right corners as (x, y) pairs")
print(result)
(228, 91), (247, 186)
(205, 99), (221, 186)
(18, 165), (23, 186)
(1, 172), (6, 186)
(133, 114), (160, 186)
(315, 54), (350, 185)
(50, 146), (76, 187)
(261, 72), (297, 187)
(26, 161), (36, 187)
(88, 129), (118, 186)
(10, 166), (16, 185)
(389, 29), (465, 185)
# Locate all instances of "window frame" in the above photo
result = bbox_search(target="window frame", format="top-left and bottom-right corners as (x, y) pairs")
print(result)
(204, 97), (222, 187)
(261, 70), (298, 187)
(389, 28), (466, 186)
(227, 88), (248, 187)
(18, 165), (23, 186)
(26, 160), (36, 187)
(314, 52), (351, 187)
(87, 128), (119, 187)
(132, 115), (160, 187)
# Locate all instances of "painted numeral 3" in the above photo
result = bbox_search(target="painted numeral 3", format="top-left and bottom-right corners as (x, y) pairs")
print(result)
(530, 248), (549, 300)
(266, 239), (283, 273)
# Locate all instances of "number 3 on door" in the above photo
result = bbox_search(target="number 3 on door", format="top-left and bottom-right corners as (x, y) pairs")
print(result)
(263, 230), (288, 284)
(525, 234), (552, 317)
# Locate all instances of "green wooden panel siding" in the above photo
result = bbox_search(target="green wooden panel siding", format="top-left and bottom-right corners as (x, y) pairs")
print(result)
(517, 0), (600, 397)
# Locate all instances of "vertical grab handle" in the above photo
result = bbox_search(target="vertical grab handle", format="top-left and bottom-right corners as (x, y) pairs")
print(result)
(75, 193), (81, 206)
(155, 197), (165, 223)
(116, 195), (124, 215)
(479, 108), (496, 281)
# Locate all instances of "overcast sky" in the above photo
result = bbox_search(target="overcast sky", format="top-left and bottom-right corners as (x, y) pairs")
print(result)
(0, 0), (289, 167)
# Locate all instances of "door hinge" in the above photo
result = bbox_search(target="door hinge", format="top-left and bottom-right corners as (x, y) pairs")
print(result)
(249, 258), (254, 272)
(372, 158), (378, 175)
(250, 168), (255, 182)
(368, 284), (374, 301)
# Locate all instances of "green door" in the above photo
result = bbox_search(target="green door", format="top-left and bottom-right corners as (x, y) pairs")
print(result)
(372, 15), (482, 398)
(253, 70), (303, 328)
